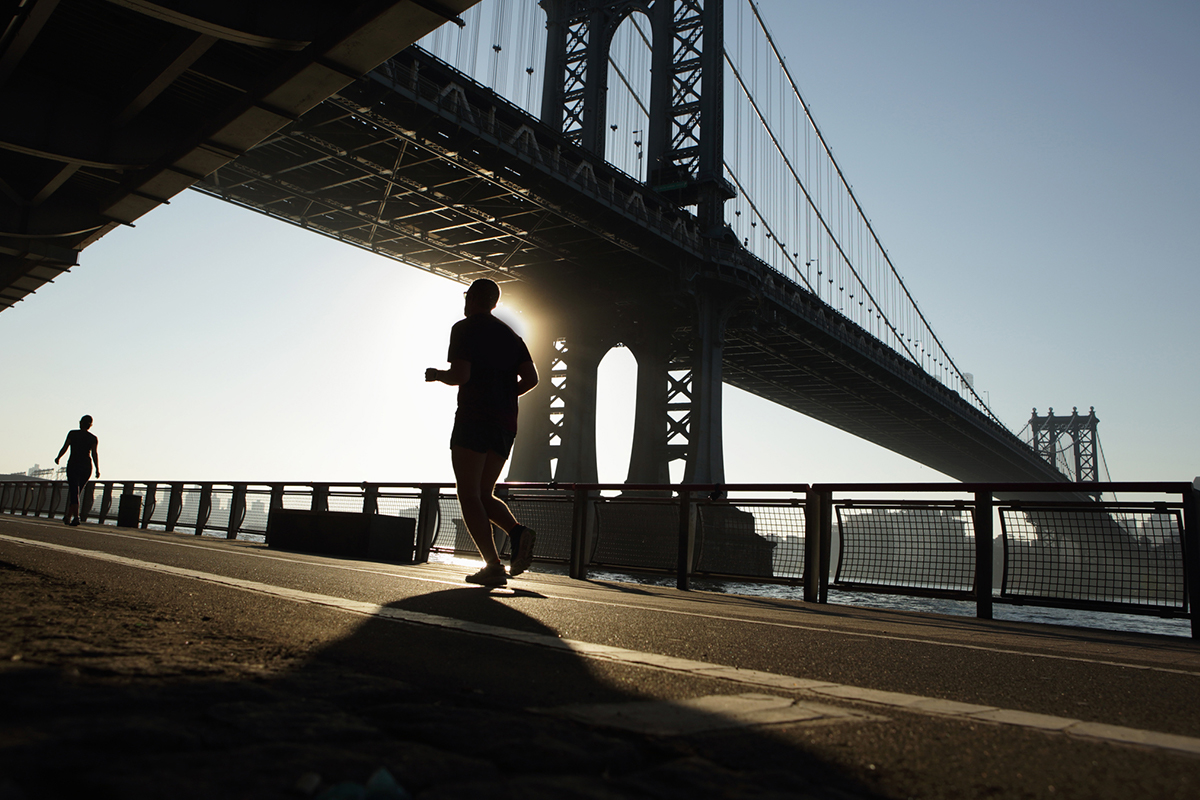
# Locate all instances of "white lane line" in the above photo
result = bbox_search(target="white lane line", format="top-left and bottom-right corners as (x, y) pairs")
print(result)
(4, 531), (1200, 756)
(554, 693), (883, 736)
(47, 524), (1200, 679)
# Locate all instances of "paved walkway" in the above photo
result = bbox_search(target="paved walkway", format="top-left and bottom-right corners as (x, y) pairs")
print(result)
(2, 515), (1199, 799)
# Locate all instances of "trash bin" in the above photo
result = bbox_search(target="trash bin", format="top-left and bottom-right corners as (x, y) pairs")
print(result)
(117, 493), (142, 528)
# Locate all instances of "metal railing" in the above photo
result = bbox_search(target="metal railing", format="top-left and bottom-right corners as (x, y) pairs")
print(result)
(2, 478), (1196, 638)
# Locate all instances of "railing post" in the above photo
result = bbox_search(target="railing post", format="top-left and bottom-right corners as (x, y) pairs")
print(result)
(311, 483), (329, 512)
(141, 482), (157, 529)
(48, 482), (63, 520)
(98, 482), (113, 523)
(415, 485), (440, 563)
(1183, 484), (1200, 640)
(227, 483), (247, 540)
(803, 488), (822, 602)
(196, 484), (213, 535)
(32, 482), (46, 517)
(363, 483), (379, 515)
(819, 491), (833, 603)
(677, 490), (696, 591)
(269, 484), (284, 515)
(569, 486), (595, 580)
(974, 490), (994, 620)
(166, 483), (183, 531)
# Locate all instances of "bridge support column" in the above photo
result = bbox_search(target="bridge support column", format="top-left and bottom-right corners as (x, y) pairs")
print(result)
(625, 327), (674, 487)
(622, 288), (735, 489)
(682, 288), (735, 485)
(508, 328), (612, 485)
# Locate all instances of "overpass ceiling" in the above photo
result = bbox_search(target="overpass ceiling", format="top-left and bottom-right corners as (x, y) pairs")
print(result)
(0, 0), (481, 313)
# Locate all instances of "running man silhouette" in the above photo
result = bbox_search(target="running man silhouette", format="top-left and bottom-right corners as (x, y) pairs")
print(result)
(426, 278), (539, 587)
(54, 415), (99, 527)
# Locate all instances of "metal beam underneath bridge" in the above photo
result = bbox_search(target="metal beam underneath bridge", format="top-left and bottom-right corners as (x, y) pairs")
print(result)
(0, 0), (482, 312)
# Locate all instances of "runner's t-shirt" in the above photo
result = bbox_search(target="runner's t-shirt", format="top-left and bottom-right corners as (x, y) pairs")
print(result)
(65, 429), (98, 469)
(447, 314), (532, 432)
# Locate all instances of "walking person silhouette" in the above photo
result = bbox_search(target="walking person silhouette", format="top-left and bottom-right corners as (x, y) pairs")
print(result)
(55, 415), (99, 527)
(426, 279), (538, 587)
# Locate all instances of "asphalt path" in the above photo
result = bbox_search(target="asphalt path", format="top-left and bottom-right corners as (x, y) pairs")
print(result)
(3, 515), (1200, 799)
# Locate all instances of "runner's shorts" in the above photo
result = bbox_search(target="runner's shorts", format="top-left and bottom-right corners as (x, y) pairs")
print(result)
(66, 462), (92, 502)
(450, 417), (516, 458)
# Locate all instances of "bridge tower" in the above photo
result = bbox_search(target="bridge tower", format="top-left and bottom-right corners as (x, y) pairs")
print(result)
(508, 0), (737, 487)
(1029, 407), (1101, 484)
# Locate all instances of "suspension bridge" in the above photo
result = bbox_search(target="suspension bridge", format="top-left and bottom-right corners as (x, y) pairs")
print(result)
(1, 0), (1080, 487)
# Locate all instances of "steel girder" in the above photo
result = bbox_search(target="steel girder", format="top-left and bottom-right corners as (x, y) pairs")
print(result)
(0, 0), (482, 312)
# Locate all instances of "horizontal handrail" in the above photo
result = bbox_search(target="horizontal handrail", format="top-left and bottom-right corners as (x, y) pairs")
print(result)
(2, 478), (1195, 639)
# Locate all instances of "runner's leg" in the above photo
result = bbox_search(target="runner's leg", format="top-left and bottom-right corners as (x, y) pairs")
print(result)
(452, 446), (502, 565)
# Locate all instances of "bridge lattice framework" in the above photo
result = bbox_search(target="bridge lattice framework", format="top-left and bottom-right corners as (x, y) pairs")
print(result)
(516, 0), (736, 485)
(195, 1), (1068, 487)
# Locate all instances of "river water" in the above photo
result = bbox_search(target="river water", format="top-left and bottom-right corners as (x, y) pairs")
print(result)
(581, 567), (1194, 639)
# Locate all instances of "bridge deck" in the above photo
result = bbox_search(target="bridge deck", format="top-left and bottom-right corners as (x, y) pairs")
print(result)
(198, 47), (1064, 484)
(3, 517), (1198, 798)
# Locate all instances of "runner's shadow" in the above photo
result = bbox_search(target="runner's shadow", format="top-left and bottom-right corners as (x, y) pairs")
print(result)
(292, 583), (892, 798)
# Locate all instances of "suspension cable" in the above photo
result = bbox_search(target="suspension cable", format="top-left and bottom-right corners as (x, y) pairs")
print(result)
(724, 49), (914, 363)
(742, 0), (994, 419)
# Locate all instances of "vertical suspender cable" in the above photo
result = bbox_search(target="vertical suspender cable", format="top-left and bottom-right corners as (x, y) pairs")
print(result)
(743, 0), (992, 418)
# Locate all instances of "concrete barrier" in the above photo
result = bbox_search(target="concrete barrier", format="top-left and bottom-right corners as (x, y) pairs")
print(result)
(266, 509), (415, 563)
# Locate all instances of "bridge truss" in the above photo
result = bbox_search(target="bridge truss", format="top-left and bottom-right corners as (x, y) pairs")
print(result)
(196, 42), (1065, 485)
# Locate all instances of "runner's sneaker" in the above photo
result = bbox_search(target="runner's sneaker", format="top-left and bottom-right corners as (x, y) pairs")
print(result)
(509, 525), (536, 576)
(465, 563), (508, 587)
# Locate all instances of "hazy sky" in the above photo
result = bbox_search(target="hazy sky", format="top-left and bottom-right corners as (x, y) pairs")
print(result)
(3, 0), (1197, 487)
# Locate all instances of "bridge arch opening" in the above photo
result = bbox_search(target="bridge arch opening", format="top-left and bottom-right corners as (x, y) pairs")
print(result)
(596, 345), (637, 483)
(604, 10), (653, 182)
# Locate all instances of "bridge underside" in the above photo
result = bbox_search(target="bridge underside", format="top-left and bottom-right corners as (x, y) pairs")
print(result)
(0, 0), (482, 312)
(721, 315), (1060, 484)
(193, 48), (1063, 485)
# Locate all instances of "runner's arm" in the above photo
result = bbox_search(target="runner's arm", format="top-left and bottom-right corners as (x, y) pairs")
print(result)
(425, 359), (471, 386)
